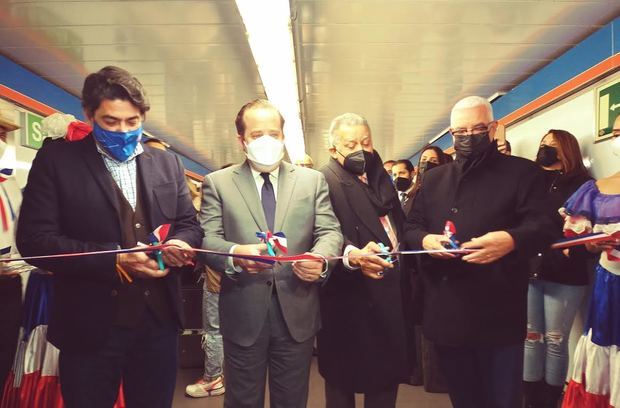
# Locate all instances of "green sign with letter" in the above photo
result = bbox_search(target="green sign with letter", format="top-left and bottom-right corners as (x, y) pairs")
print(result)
(596, 76), (620, 142)
(20, 111), (44, 150)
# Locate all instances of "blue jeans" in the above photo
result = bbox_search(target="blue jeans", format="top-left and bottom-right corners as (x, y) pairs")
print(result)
(523, 279), (585, 386)
(202, 285), (224, 380)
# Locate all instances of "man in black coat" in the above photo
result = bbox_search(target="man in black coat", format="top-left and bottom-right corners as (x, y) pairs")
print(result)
(404, 96), (556, 408)
(16, 66), (203, 408)
(318, 113), (409, 408)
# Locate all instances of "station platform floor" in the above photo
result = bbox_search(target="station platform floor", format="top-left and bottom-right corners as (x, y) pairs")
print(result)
(172, 357), (452, 407)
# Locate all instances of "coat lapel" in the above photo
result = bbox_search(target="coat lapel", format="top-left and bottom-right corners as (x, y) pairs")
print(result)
(328, 160), (390, 244)
(136, 147), (156, 228)
(232, 161), (268, 231)
(274, 162), (297, 232)
(79, 136), (121, 218)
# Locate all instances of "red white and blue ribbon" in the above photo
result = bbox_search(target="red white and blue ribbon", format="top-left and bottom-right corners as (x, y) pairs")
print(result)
(2, 224), (616, 267)
(550, 231), (620, 249)
(256, 231), (288, 256)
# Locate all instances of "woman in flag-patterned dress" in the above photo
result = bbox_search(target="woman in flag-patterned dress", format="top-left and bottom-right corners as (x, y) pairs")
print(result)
(560, 168), (620, 407)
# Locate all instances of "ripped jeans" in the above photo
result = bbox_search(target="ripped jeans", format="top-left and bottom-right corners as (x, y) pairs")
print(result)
(523, 279), (585, 386)
(202, 286), (224, 380)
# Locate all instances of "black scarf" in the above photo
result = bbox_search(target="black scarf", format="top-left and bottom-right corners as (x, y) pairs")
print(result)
(331, 150), (397, 216)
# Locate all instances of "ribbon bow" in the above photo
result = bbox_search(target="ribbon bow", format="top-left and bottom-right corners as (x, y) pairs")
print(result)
(148, 224), (171, 270)
(256, 231), (288, 257)
(443, 220), (459, 249)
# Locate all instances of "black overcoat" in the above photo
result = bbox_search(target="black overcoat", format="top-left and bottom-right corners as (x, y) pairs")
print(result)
(404, 146), (556, 348)
(318, 158), (410, 393)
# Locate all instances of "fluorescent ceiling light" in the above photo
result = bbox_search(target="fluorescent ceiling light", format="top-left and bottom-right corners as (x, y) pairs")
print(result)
(235, 0), (305, 162)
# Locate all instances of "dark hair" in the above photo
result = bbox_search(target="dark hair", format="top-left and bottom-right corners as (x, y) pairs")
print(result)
(542, 130), (588, 177)
(393, 159), (414, 173)
(411, 146), (451, 196)
(417, 145), (450, 167)
(82, 66), (150, 117)
(235, 99), (284, 136)
(383, 160), (396, 166)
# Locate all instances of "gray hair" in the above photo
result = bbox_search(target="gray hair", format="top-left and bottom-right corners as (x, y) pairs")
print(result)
(327, 112), (370, 147)
(450, 96), (494, 126)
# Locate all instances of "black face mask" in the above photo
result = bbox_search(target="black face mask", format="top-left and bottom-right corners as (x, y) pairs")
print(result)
(417, 160), (438, 177)
(338, 149), (374, 175)
(394, 176), (412, 192)
(454, 132), (491, 160)
(536, 145), (559, 167)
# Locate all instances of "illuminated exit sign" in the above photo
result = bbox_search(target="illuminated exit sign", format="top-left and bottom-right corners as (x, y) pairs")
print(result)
(20, 111), (44, 150)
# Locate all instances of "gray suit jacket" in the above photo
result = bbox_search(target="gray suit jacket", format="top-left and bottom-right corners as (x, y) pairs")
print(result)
(200, 161), (343, 347)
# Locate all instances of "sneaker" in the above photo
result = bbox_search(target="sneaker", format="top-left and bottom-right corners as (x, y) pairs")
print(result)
(185, 376), (225, 398)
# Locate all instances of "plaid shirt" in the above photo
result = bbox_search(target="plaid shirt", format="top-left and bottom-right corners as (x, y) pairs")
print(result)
(96, 143), (144, 210)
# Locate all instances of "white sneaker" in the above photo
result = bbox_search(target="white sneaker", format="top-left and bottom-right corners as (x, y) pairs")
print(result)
(185, 376), (225, 398)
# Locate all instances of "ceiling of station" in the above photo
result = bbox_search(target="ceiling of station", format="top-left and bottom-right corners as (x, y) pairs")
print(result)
(1, 0), (619, 170)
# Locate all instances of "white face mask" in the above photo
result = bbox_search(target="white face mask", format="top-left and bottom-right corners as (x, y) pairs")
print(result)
(612, 137), (620, 157)
(245, 135), (285, 172)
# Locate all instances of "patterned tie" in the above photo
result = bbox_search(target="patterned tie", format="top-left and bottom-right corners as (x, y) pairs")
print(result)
(400, 192), (408, 206)
(260, 173), (276, 231)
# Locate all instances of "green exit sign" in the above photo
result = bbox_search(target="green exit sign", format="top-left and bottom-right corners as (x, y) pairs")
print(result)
(20, 111), (44, 150)
(596, 76), (620, 142)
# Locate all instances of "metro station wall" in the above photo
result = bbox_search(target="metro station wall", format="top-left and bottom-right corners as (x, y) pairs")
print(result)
(506, 72), (620, 180)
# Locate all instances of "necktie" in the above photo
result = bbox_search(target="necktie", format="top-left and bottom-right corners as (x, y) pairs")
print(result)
(260, 173), (276, 231)
(400, 192), (407, 206)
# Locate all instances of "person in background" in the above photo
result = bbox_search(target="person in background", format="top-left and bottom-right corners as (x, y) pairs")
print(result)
(495, 123), (512, 156)
(200, 99), (342, 408)
(498, 140), (512, 155)
(185, 163), (234, 399)
(383, 159), (396, 173)
(561, 116), (620, 408)
(406, 146), (452, 212)
(16, 66), (203, 407)
(318, 113), (409, 408)
(294, 153), (314, 169)
(391, 159), (416, 216)
(404, 96), (555, 408)
(0, 110), (25, 401)
(523, 130), (592, 408)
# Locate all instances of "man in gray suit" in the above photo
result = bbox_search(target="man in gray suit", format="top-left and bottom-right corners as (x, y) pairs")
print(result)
(200, 99), (343, 408)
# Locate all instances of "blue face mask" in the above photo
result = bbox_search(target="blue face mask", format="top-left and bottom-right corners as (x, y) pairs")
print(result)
(92, 121), (142, 162)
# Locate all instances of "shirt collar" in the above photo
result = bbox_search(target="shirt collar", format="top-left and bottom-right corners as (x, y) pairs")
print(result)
(250, 164), (280, 182)
(96, 141), (144, 163)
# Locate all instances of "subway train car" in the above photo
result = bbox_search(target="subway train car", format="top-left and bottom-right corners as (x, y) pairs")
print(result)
(0, 1), (619, 407)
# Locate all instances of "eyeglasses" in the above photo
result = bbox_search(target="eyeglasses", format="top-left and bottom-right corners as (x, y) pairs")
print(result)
(450, 124), (492, 137)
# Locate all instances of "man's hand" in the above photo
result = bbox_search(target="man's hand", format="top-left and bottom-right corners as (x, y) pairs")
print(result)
(422, 234), (457, 259)
(117, 245), (169, 279)
(348, 241), (394, 280)
(232, 244), (272, 273)
(586, 237), (620, 253)
(293, 253), (326, 282)
(461, 231), (515, 264)
(162, 239), (195, 267)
